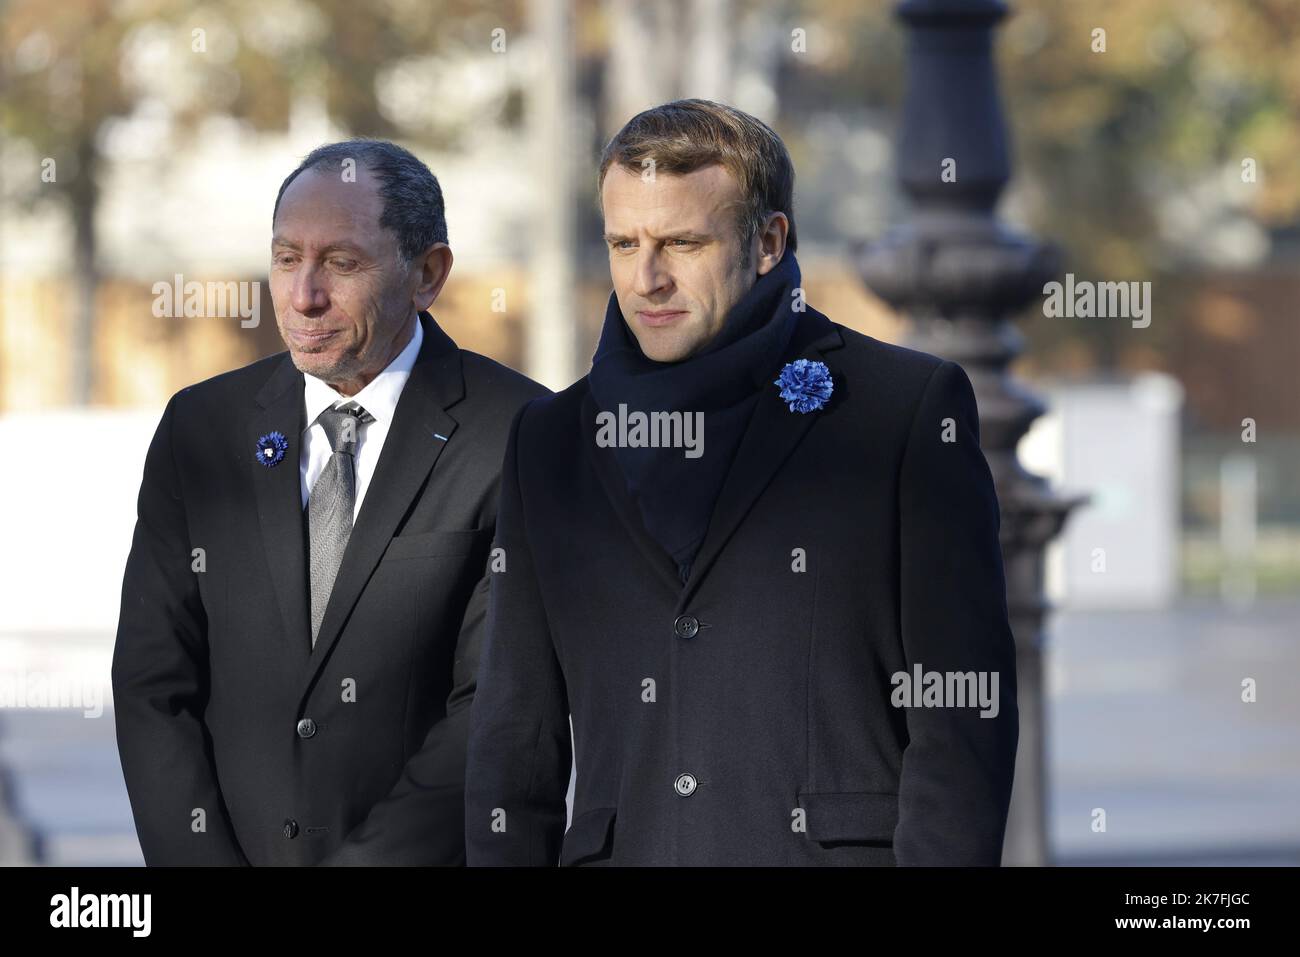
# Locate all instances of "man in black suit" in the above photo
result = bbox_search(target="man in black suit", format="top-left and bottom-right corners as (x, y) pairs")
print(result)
(112, 139), (547, 865)
(465, 100), (1018, 865)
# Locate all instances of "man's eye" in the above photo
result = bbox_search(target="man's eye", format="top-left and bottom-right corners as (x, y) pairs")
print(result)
(668, 239), (696, 248)
(273, 254), (299, 267)
(329, 259), (358, 271)
(613, 241), (636, 251)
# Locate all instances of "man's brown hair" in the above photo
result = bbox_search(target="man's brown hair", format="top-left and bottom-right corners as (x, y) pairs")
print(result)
(598, 98), (798, 261)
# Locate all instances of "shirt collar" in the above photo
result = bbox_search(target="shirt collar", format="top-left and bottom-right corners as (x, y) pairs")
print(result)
(302, 314), (423, 431)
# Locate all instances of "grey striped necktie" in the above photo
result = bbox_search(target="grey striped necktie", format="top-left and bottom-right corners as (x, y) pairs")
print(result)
(308, 405), (372, 647)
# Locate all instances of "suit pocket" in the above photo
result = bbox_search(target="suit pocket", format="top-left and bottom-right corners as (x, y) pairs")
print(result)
(559, 806), (617, 866)
(798, 791), (898, 845)
(383, 528), (490, 561)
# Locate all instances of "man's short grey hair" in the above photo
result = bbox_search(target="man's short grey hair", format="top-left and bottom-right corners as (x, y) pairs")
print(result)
(273, 139), (448, 265)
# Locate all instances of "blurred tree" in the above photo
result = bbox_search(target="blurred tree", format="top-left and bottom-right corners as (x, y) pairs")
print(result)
(1, 0), (523, 403)
(783, 0), (1300, 370)
(3, 0), (134, 405)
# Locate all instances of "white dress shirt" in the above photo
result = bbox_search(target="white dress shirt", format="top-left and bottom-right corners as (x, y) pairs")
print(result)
(300, 315), (424, 520)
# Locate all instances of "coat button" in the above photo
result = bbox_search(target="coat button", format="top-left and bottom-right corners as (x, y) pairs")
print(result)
(673, 615), (699, 639)
(296, 718), (316, 738)
(674, 772), (697, 797)
(283, 818), (299, 839)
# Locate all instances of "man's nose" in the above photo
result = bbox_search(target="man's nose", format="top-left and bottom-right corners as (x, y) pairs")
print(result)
(631, 248), (671, 299)
(291, 261), (330, 314)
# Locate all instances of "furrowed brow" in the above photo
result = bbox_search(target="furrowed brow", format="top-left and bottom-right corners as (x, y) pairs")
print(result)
(318, 241), (367, 256)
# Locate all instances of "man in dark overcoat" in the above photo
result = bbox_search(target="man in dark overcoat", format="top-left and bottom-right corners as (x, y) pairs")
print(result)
(466, 101), (1017, 866)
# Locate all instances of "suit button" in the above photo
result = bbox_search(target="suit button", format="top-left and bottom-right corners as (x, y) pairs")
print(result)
(296, 718), (316, 739)
(674, 772), (697, 797)
(283, 818), (299, 839)
(673, 615), (699, 639)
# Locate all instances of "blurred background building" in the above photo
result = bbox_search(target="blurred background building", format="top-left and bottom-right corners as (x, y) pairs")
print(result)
(1, 0), (1297, 865)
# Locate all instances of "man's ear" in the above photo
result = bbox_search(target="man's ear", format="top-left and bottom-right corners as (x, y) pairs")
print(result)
(754, 212), (789, 277)
(413, 243), (454, 311)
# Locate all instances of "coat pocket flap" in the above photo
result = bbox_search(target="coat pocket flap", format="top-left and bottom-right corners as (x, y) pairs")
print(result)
(559, 806), (617, 866)
(799, 791), (898, 844)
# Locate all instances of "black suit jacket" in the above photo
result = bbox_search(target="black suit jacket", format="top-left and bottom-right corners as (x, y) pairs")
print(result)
(465, 308), (1018, 865)
(112, 311), (548, 865)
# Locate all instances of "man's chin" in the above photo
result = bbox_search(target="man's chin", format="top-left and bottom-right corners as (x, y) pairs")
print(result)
(288, 350), (357, 382)
(632, 326), (697, 363)
(639, 336), (705, 364)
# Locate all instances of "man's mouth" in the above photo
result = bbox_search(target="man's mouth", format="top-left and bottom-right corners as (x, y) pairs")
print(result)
(288, 327), (340, 347)
(637, 309), (688, 328)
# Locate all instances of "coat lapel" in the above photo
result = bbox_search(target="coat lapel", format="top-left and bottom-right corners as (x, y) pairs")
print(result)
(580, 309), (846, 609)
(581, 390), (684, 596)
(675, 310), (844, 614)
(299, 312), (464, 699)
(250, 354), (311, 667)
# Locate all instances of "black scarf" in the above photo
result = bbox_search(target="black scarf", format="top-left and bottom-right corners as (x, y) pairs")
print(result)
(588, 253), (802, 585)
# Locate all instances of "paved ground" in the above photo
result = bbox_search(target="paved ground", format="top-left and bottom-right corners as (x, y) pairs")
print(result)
(0, 708), (140, 865)
(1048, 598), (1300, 865)
(1, 598), (1296, 866)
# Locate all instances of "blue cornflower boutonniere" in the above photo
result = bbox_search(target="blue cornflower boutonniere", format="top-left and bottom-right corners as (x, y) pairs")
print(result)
(774, 359), (834, 413)
(255, 431), (289, 467)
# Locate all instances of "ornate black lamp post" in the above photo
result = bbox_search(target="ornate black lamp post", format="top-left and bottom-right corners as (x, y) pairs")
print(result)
(858, 0), (1085, 866)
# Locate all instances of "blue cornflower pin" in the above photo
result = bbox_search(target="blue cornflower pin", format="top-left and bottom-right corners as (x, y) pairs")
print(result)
(255, 430), (289, 467)
(774, 359), (834, 413)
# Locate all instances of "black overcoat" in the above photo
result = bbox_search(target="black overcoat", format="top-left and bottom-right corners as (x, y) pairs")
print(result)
(465, 308), (1019, 866)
